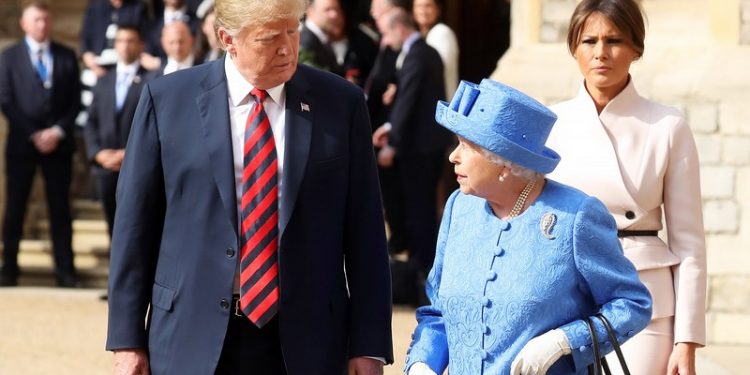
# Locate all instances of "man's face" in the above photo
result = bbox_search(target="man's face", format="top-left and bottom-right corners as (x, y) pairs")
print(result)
(161, 22), (194, 61)
(115, 29), (143, 64)
(20, 6), (51, 43)
(381, 22), (404, 50)
(307, 0), (344, 38)
(220, 17), (300, 90)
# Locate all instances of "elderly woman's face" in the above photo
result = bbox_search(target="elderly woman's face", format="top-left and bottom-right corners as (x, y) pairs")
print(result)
(448, 137), (503, 198)
(574, 12), (638, 99)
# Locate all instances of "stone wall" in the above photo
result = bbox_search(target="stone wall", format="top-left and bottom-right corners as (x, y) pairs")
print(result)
(743, 0), (750, 44)
(494, 0), (750, 345)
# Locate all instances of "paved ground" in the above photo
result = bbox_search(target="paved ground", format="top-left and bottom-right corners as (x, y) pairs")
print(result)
(0, 287), (746, 375)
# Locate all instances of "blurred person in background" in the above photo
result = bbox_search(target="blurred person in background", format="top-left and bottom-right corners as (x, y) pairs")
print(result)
(155, 20), (195, 75)
(193, 0), (223, 64)
(0, 1), (81, 288)
(546, 1), (707, 374)
(412, 0), (458, 100)
(373, 7), (450, 305)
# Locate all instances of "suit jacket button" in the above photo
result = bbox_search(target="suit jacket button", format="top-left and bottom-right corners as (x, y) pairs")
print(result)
(220, 299), (230, 309)
(625, 211), (635, 220)
(226, 248), (235, 258)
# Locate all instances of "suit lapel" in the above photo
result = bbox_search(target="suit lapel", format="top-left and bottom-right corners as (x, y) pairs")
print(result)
(279, 68), (313, 238)
(196, 60), (239, 236)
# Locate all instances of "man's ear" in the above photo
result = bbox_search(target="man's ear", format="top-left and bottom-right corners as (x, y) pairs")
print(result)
(217, 27), (235, 54)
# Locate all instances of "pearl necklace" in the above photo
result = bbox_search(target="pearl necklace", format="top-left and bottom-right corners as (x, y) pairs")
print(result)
(508, 179), (536, 218)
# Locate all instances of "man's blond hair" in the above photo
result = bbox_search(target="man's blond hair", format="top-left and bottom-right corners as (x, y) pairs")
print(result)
(215, 0), (307, 38)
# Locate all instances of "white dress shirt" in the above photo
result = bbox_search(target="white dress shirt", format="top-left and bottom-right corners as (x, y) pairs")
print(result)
(163, 54), (195, 75)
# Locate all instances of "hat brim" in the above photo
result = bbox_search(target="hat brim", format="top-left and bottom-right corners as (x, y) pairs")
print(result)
(436, 101), (560, 174)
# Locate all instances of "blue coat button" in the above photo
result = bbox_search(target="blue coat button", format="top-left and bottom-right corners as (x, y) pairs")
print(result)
(485, 271), (497, 281)
(480, 350), (488, 360)
(480, 297), (490, 307)
(494, 247), (505, 257)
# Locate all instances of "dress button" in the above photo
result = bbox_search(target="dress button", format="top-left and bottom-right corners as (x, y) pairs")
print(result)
(220, 298), (230, 309)
(579, 346), (587, 352)
(479, 350), (488, 360)
(627, 330), (634, 336)
(485, 271), (497, 281)
(226, 247), (235, 258)
(625, 210), (636, 220)
(494, 247), (505, 257)
(480, 297), (490, 307)
(483, 325), (490, 335)
(498, 222), (509, 231)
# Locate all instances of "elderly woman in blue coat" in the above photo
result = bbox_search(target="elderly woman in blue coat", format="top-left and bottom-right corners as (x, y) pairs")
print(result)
(404, 79), (652, 375)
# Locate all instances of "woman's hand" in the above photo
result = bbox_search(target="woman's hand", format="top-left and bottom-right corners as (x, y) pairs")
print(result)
(510, 329), (571, 375)
(667, 342), (698, 375)
(407, 362), (437, 375)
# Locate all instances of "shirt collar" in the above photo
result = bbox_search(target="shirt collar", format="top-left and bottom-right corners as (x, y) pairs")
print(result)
(224, 55), (285, 107)
(402, 31), (421, 55)
(117, 61), (140, 75)
(304, 18), (329, 44)
(25, 35), (50, 54)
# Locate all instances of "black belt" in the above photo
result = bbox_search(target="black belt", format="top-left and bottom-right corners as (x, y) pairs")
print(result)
(617, 230), (658, 237)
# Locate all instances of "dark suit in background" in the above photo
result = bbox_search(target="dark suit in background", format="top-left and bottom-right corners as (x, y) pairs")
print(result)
(388, 37), (450, 275)
(299, 23), (342, 75)
(83, 66), (152, 236)
(80, 0), (150, 59)
(0, 41), (81, 284)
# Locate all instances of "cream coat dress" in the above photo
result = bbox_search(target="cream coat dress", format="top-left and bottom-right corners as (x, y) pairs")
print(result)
(547, 80), (707, 353)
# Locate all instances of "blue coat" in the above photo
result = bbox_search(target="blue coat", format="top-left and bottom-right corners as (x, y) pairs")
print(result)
(405, 180), (652, 374)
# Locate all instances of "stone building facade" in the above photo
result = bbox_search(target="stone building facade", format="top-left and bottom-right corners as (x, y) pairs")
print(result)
(493, 0), (750, 345)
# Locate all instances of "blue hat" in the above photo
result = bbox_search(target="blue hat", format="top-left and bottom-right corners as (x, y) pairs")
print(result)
(435, 79), (561, 174)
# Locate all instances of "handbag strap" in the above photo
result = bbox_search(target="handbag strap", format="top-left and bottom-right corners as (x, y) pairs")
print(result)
(585, 317), (602, 375)
(595, 313), (631, 375)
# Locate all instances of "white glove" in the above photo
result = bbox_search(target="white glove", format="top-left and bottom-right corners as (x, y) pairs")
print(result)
(511, 329), (572, 375)
(407, 362), (438, 375)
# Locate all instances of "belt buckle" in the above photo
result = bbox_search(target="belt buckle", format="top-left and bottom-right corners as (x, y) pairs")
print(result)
(234, 297), (243, 317)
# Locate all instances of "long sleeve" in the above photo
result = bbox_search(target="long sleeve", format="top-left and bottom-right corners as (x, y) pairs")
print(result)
(0, 48), (36, 139)
(404, 190), (459, 374)
(105, 83), (165, 350)
(559, 197), (652, 371)
(664, 116), (707, 345)
(343, 92), (394, 363)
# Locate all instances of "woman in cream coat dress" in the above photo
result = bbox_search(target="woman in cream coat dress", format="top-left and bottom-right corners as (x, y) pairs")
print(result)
(547, 1), (707, 374)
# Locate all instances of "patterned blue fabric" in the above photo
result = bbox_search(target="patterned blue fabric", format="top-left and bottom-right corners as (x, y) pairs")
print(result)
(405, 180), (652, 374)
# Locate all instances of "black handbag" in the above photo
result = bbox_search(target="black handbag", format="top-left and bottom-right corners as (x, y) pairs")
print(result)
(585, 313), (631, 375)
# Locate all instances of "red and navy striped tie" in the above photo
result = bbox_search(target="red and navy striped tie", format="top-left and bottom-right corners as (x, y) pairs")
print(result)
(239, 88), (279, 327)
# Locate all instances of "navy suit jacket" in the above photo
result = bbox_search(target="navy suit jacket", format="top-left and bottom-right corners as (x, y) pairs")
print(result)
(79, 0), (149, 56)
(389, 38), (451, 155)
(83, 65), (152, 173)
(0, 40), (81, 155)
(106, 60), (394, 374)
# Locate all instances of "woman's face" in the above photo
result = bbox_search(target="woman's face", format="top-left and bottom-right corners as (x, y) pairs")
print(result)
(413, 0), (440, 30)
(448, 137), (503, 198)
(574, 12), (639, 99)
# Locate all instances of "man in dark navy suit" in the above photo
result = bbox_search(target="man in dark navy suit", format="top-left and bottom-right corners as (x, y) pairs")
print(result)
(106, 0), (393, 373)
(84, 25), (152, 238)
(0, 1), (82, 287)
(373, 7), (450, 304)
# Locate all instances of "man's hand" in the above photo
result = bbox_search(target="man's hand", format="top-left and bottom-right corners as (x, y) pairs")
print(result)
(347, 357), (383, 375)
(382, 83), (397, 106)
(113, 348), (150, 375)
(31, 128), (62, 154)
(96, 149), (125, 171)
(82, 52), (107, 77)
(372, 124), (391, 148)
(667, 342), (698, 375)
(377, 145), (396, 168)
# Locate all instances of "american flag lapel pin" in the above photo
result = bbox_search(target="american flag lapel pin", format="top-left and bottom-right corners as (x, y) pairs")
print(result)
(300, 102), (310, 112)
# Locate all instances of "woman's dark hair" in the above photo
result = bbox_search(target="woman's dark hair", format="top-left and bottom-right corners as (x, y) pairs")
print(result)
(566, 0), (646, 58)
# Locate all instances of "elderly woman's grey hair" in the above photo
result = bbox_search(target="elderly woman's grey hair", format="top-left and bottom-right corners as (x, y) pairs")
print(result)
(214, 0), (307, 40)
(480, 148), (543, 182)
